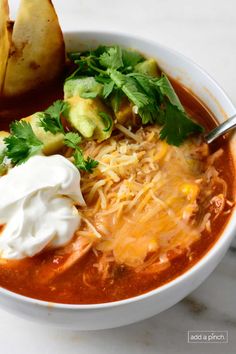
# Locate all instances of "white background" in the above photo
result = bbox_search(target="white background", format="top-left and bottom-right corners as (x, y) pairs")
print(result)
(1, 1), (236, 353)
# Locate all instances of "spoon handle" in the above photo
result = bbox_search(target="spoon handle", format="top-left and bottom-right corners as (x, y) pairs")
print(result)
(204, 113), (236, 144)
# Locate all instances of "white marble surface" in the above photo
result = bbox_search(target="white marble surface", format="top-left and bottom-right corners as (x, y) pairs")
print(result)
(2, 0), (236, 353)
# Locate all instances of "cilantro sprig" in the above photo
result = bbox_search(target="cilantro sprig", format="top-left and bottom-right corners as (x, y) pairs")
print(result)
(4, 121), (43, 165)
(38, 101), (98, 173)
(64, 132), (98, 173)
(99, 46), (123, 70)
(159, 103), (203, 146)
(68, 45), (144, 78)
(39, 100), (69, 134)
(68, 45), (204, 146)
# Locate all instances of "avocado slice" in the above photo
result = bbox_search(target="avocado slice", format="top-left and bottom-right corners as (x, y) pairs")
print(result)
(64, 77), (103, 99)
(0, 131), (9, 152)
(65, 96), (113, 142)
(111, 96), (133, 125)
(134, 58), (160, 77)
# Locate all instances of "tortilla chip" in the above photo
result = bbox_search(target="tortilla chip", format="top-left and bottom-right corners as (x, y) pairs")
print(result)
(0, 0), (11, 93)
(3, 0), (65, 97)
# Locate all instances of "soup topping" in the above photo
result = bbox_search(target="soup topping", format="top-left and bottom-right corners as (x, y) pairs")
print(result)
(0, 155), (84, 259)
(79, 127), (228, 272)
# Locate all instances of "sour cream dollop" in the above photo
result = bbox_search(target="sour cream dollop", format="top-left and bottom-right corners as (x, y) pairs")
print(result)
(0, 155), (85, 259)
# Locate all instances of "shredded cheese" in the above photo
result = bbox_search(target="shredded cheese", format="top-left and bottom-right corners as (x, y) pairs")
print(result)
(59, 125), (229, 278)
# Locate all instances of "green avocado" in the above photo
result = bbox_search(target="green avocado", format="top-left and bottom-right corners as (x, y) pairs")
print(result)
(111, 96), (133, 125)
(0, 131), (9, 152)
(64, 77), (103, 99)
(65, 96), (113, 142)
(134, 58), (160, 77)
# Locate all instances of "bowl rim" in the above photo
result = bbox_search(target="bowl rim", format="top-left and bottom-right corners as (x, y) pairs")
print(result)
(0, 30), (235, 310)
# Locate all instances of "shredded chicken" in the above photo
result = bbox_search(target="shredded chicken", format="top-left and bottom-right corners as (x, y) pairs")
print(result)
(41, 236), (92, 282)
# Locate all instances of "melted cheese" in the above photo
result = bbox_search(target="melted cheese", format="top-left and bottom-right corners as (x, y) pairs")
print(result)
(78, 126), (213, 268)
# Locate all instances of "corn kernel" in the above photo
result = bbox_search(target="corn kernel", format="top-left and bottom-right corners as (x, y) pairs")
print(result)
(181, 183), (199, 201)
(148, 239), (158, 252)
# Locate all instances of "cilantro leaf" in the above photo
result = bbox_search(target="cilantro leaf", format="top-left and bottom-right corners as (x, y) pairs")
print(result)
(4, 121), (43, 165)
(64, 132), (98, 173)
(109, 70), (159, 123)
(109, 69), (203, 141)
(155, 74), (184, 111)
(38, 112), (59, 135)
(103, 80), (115, 98)
(74, 150), (98, 173)
(45, 100), (68, 120)
(122, 49), (144, 70)
(68, 46), (143, 79)
(122, 76), (151, 108)
(64, 132), (82, 149)
(68, 49), (107, 77)
(138, 106), (159, 125)
(40, 100), (69, 135)
(99, 46), (123, 70)
(109, 70), (149, 108)
(95, 75), (115, 98)
(128, 73), (159, 100)
(89, 46), (108, 57)
(160, 103), (204, 146)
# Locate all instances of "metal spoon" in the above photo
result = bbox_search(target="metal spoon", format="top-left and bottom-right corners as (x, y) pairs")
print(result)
(204, 113), (236, 144)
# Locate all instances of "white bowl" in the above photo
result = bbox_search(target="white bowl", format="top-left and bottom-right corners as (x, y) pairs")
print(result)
(0, 31), (235, 330)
